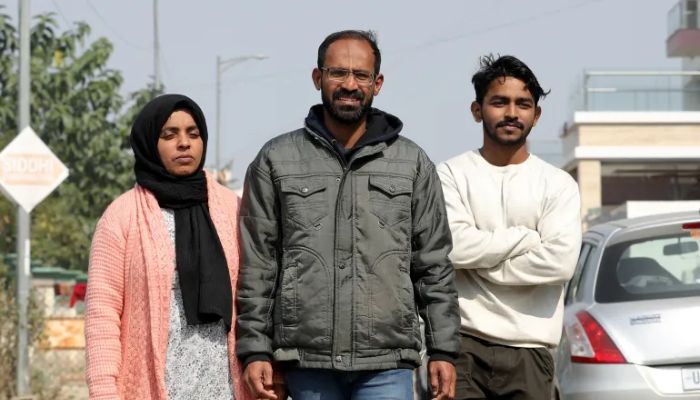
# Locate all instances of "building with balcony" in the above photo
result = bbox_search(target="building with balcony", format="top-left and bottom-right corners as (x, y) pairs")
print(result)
(669, 0), (700, 109)
(558, 0), (700, 226)
(561, 69), (700, 225)
(668, 0), (700, 59)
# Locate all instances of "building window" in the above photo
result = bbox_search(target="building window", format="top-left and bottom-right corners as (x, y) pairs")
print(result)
(601, 162), (700, 205)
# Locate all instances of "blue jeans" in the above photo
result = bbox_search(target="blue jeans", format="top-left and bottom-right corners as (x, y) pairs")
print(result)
(285, 368), (414, 400)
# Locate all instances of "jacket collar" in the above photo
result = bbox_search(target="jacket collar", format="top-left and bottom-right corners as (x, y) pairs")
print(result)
(304, 104), (402, 161)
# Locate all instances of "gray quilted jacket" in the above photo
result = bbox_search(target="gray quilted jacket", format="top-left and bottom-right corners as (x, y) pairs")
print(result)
(236, 108), (460, 370)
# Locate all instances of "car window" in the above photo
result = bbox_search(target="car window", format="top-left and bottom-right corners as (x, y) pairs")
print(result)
(595, 228), (700, 303)
(565, 243), (591, 305)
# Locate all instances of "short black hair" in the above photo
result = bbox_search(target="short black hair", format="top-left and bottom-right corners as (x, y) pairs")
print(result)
(471, 54), (550, 105)
(317, 30), (381, 75)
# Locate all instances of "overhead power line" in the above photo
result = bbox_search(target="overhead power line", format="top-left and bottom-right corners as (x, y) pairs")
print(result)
(84, 0), (148, 51)
(390, 0), (605, 56)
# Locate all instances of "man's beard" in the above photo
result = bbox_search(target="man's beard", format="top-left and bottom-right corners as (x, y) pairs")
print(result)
(484, 119), (532, 146)
(322, 88), (373, 124)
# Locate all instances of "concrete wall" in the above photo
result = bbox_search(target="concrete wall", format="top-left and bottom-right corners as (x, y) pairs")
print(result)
(577, 124), (700, 146)
(32, 281), (87, 399)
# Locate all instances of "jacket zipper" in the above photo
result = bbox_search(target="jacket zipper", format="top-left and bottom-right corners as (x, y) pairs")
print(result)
(303, 126), (388, 367)
(305, 127), (348, 366)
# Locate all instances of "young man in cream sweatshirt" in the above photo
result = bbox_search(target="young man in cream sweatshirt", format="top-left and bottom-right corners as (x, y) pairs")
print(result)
(436, 55), (582, 400)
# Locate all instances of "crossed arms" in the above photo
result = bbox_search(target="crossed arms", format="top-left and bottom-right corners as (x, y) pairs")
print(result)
(437, 163), (582, 286)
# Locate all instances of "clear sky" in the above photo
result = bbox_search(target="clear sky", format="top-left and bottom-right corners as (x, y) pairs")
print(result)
(4, 0), (680, 183)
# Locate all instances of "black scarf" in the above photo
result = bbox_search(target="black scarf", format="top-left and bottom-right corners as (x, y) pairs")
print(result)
(129, 94), (232, 332)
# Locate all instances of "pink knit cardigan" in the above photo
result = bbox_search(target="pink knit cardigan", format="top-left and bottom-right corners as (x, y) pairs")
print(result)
(85, 172), (251, 400)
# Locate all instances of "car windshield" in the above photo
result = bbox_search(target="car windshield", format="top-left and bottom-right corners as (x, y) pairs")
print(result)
(595, 227), (700, 303)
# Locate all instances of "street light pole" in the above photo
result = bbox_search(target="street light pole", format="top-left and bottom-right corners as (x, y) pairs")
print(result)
(153, 0), (161, 90)
(215, 55), (222, 171)
(16, 0), (31, 394)
(215, 54), (267, 172)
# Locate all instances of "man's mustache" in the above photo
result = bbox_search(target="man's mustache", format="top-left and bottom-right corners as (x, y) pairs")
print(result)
(496, 120), (524, 130)
(333, 89), (364, 101)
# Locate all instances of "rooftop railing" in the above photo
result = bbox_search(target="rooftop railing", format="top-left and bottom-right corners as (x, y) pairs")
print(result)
(576, 70), (700, 112)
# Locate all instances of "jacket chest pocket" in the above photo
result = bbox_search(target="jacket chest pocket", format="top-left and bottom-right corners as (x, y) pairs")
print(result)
(280, 177), (328, 229)
(368, 175), (412, 227)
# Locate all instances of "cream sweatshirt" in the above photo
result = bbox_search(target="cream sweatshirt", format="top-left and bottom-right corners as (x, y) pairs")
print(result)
(437, 150), (581, 348)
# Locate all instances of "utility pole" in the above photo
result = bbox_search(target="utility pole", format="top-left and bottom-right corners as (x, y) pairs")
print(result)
(16, 0), (31, 395)
(215, 55), (222, 171)
(215, 54), (267, 171)
(153, 0), (161, 90)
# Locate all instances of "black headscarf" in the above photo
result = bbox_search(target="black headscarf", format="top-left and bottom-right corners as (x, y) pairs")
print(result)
(129, 94), (232, 332)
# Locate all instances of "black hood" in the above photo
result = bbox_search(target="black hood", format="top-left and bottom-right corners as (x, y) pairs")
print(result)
(305, 104), (403, 159)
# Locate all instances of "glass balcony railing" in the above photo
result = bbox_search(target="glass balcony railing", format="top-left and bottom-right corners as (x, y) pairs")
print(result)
(669, 1), (683, 36)
(574, 70), (700, 112)
(668, 0), (698, 36)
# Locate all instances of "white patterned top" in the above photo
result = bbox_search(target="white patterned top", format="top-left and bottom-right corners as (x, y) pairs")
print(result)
(162, 209), (234, 399)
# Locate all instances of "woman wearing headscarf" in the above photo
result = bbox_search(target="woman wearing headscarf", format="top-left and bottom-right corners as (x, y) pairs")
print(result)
(85, 94), (251, 400)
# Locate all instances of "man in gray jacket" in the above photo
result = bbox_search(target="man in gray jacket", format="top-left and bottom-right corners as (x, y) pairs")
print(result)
(237, 30), (460, 400)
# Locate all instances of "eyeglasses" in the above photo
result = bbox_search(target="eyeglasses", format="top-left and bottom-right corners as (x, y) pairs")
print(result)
(320, 67), (375, 85)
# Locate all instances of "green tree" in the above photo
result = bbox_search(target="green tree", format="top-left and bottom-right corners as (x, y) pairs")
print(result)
(0, 8), (159, 271)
